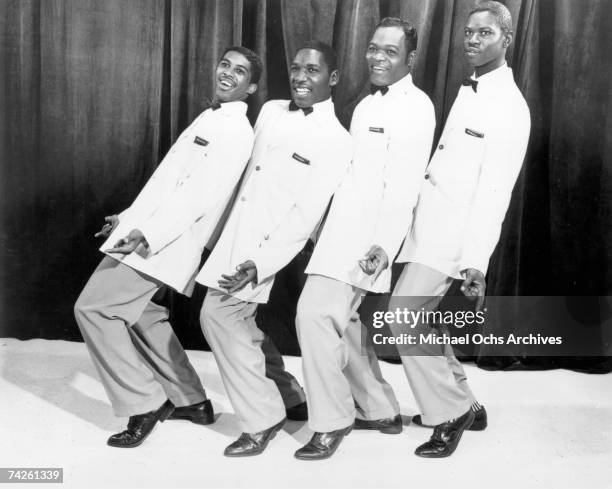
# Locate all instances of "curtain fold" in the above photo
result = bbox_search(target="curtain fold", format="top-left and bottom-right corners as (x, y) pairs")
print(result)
(1, 0), (610, 370)
(168, 0), (242, 140)
(2, 0), (167, 339)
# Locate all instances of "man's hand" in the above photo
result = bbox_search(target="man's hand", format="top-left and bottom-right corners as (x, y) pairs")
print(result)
(105, 229), (148, 255)
(218, 260), (258, 294)
(94, 215), (119, 238)
(358, 245), (389, 282)
(460, 268), (486, 311)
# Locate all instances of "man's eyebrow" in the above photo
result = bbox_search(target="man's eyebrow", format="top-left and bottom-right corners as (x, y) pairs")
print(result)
(220, 58), (250, 72)
(368, 42), (400, 49)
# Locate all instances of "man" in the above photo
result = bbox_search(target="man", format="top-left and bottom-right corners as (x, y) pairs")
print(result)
(197, 41), (352, 457)
(391, 1), (531, 458)
(74, 47), (272, 448)
(293, 18), (436, 460)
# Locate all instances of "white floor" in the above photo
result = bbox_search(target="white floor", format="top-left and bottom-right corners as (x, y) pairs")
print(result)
(1, 338), (611, 489)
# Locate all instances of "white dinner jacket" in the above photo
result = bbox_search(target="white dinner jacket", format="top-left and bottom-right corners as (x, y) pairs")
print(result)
(306, 74), (436, 293)
(196, 98), (352, 303)
(101, 101), (254, 295)
(397, 64), (531, 278)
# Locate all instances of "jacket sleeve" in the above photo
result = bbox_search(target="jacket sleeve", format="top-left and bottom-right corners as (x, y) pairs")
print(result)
(372, 97), (436, 261)
(459, 102), (531, 274)
(248, 139), (352, 282)
(138, 123), (254, 255)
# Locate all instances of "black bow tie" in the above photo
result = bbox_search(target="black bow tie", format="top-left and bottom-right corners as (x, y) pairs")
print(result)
(289, 100), (313, 115)
(204, 98), (221, 111)
(462, 78), (478, 93)
(370, 85), (389, 96)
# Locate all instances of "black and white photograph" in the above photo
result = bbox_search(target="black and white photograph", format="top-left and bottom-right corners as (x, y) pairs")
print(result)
(1, 0), (611, 488)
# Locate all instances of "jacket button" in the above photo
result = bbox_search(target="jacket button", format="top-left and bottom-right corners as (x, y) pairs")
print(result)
(438, 144), (444, 150)
(240, 196), (246, 201)
(424, 174), (430, 180)
(255, 165), (261, 171)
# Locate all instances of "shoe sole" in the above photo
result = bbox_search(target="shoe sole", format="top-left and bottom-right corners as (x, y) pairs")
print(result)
(413, 415), (487, 432)
(354, 422), (402, 434)
(167, 415), (215, 426)
(107, 402), (174, 449)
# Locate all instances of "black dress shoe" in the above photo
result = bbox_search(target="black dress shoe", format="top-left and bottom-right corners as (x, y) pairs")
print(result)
(168, 399), (214, 425)
(224, 418), (286, 457)
(412, 405), (487, 431)
(414, 409), (475, 458)
(354, 414), (402, 434)
(107, 400), (174, 448)
(294, 425), (353, 460)
(285, 401), (308, 421)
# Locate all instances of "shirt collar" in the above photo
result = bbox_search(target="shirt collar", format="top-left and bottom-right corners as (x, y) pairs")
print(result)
(288, 96), (335, 115)
(372, 73), (414, 98)
(310, 97), (335, 116)
(470, 62), (513, 87)
(216, 100), (248, 116)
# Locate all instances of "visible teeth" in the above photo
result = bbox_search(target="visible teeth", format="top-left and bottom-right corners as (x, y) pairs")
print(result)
(220, 80), (234, 88)
(294, 88), (310, 94)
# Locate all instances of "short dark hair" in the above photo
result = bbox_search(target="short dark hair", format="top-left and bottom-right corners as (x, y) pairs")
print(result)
(220, 46), (263, 85)
(296, 40), (338, 73)
(375, 17), (418, 59)
(468, 1), (513, 35)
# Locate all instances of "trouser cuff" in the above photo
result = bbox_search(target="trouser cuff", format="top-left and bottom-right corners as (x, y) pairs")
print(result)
(421, 401), (471, 426)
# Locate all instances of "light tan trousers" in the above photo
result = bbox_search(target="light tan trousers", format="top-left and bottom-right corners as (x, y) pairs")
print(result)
(390, 262), (476, 425)
(74, 256), (207, 417)
(200, 289), (306, 433)
(296, 275), (400, 433)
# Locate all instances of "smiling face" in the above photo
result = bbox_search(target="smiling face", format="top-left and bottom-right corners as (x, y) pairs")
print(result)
(366, 26), (413, 87)
(289, 48), (338, 108)
(463, 11), (511, 77)
(214, 50), (257, 103)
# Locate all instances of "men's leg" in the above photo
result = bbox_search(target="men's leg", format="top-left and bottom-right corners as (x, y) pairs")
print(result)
(343, 314), (400, 422)
(261, 335), (306, 410)
(390, 262), (471, 426)
(296, 275), (399, 433)
(444, 340), (477, 404)
(74, 256), (166, 416)
(129, 300), (207, 408)
(200, 289), (285, 433)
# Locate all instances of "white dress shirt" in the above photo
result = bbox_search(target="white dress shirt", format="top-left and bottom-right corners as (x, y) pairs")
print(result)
(397, 64), (531, 278)
(101, 101), (254, 295)
(305, 74), (436, 293)
(196, 98), (352, 303)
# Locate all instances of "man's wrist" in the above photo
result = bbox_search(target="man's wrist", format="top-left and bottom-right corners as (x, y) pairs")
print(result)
(131, 229), (149, 248)
(245, 260), (258, 284)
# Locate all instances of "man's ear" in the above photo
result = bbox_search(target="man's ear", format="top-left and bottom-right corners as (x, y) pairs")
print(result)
(329, 69), (339, 87)
(246, 83), (258, 95)
(407, 50), (417, 71)
(503, 31), (514, 48)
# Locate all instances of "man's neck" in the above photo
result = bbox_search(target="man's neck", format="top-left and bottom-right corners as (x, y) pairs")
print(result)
(474, 57), (506, 78)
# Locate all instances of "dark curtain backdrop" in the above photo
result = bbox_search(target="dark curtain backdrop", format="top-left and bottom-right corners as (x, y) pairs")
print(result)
(1, 0), (611, 371)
